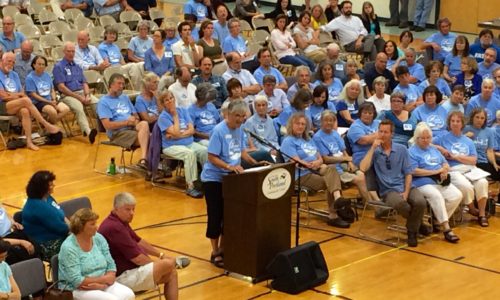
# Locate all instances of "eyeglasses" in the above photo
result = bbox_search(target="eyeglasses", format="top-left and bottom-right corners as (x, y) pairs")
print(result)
(385, 156), (391, 170)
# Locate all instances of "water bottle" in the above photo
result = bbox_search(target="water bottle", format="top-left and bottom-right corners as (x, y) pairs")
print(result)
(108, 157), (116, 175)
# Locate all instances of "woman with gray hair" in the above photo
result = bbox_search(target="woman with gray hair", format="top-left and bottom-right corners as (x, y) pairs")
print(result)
(201, 100), (265, 268)
(409, 123), (462, 243)
(377, 91), (417, 146)
(366, 76), (390, 113)
(188, 83), (221, 147)
(135, 72), (160, 130)
(127, 20), (152, 63)
(157, 90), (208, 198)
(335, 79), (364, 127)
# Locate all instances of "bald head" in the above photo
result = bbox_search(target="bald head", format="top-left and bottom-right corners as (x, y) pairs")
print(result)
(20, 40), (33, 60)
(63, 42), (76, 61)
(77, 30), (90, 48)
(2, 16), (14, 34)
(375, 52), (388, 72)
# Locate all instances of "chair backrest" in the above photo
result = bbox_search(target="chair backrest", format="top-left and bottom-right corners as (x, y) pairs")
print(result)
(84, 70), (108, 94)
(148, 7), (165, 24)
(252, 18), (272, 32)
(99, 15), (116, 28)
(74, 16), (94, 31)
(88, 25), (104, 43)
(2, 5), (19, 18)
(48, 20), (72, 37)
(62, 29), (79, 42)
(14, 14), (33, 27)
(64, 8), (84, 24)
(40, 34), (63, 51)
(39, 8), (58, 25)
(17, 24), (41, 40)
(119, 10), (142, 31)
(253, 29), (270, 45)
(59, 196), (92, 218)
(50, 46), (64, 61)
(11, 258), (47, 297)
(50, 254), (59, 282)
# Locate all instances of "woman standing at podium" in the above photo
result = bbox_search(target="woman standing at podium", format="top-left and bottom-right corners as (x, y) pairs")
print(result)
(201, 100), (263, 268)
(280, 113), (351, 228)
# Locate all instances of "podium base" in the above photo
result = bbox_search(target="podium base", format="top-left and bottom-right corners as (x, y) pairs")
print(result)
(225, 271), (272, 284)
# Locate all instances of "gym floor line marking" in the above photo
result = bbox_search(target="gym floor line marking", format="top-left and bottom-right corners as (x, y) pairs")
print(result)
(178, 274), (226, 290)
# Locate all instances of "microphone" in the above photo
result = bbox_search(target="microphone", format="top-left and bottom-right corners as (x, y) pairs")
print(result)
(243, 128), (275, 149)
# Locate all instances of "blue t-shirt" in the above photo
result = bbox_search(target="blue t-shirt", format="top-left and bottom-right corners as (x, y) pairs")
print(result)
(444, 54), (466, 78)
(163, 36), (180, 50)
(312, 78), (343, 102)
(309, 102), (337, 129)
(0, 70), (22, 93)
(25, 71), (53, 103)
(277, 106), (312, 128)
(466, 94), (500, 127)
(0, 262), (11, 293)
(469, 43), (500, 64)
(424, 32), (456, 62)
(394, 83), (421, 104)
(463, 125), (496, 164)
(336, 99), (359, 127)
(128, 36), (153, 59)
(494, 124), (500, 151)
(213, 21), (229, 42)
(434, 132), (477, 167)
(409, 144), (447, 187)
(347, 119), (380, 166)
(158, 108), (194, 148)
(144, 47), (174, 77)
(371, 143), (413, 196)
(134, 95), (158, 116)
(281, 136), (319, 178)
(0, 32), (25, 52)
(98, 42), (123, 65)
(201, 121), (246, 182)
(313, 129), (345, 173)
(222, 35), (247, 54)
(478, 62), (500, 80)
(188, 102), (221, 141)
(183, 0), (207, 20)
(253, 66), (285, 86)
(412, 104), (449, 139)
(418, 78), (452, 98)
(97, 94), (137, 138)
(406, 63), (426, 84)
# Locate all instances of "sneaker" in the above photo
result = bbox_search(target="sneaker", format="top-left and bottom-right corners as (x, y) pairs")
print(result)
(407, 231), (418, 247)
(414, 26), (425, 32)
(399, 22), (409, 28)
(175, 256), (191, 269)
(326, 217), (350, 228)
(418, 224), (431, 237)
(186, 188), (203, 198)
(374, 207), (391, 219)
(386, 21), (398, 26)
(88, 129), (97, 144)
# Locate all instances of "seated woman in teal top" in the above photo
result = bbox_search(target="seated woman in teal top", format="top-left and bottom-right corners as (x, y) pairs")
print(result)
(22, 171), (69, 261)
(0, 240), (21, 300)
(58, 208), (134, 300)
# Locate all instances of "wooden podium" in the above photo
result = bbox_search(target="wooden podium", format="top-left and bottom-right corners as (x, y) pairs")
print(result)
(222, 163), (295, 281)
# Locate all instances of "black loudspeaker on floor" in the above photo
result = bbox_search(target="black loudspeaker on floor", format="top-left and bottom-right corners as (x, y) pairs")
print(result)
(266, 241), (329, 294)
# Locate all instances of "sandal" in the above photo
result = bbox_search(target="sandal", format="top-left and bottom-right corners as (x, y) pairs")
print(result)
(210, 254), (224, 268)
(478, 216), (489, 227)
(443, 230), (460, 243)
(136, 159), (148, 171)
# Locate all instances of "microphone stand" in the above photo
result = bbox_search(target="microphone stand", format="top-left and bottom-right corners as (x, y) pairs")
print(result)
(244, 129), (318, 247)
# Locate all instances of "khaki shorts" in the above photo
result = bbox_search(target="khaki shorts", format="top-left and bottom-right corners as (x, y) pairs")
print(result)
(116, 262), (156, 292)
(110, 129), (137, 149)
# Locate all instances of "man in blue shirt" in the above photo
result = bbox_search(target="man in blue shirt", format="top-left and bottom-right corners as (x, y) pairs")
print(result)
(258, 75), (289, 117)
(13, 40), (34, 87)
(191, 57), (227, 108)
(360, 119), (427, 247)
(183, 0), (207, 22)
(253, 48), (287, 90)
(97, 73), (150, 168)
(477, 48), (500, 80)
(399, 48), (426, 85)
(421, 17), (455, 62)
(222, 18), (259, 73)
(213, 5), (230, 42)
(60, 0), (93, 17)
(75, 30), (110, 72)
(470, 29), (500, 64)
(0, 16), (25, 52)
(54, 42), (99, 143)
(94, 0), (131, 21)
(466, 79), (500, 127)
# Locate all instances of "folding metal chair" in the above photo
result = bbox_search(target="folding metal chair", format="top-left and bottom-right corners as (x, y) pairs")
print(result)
(11, 258), (47, 298)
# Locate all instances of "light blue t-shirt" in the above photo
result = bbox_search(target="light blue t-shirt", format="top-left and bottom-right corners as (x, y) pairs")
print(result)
(97, 94), (137, 138)
(134, 95), (158, 116)
(222, 35), (247, 54)
(463, 125), (496, 164)
(128, 36), (153, 60)
(407, 63), (426, 84)
(188, 102), (221, 141)
(0, 262), (11, 293)
(213, 21), (229, 42)
(478, 62), (500, 80)
(158, 108), (194, 148)
(466, 94), (500, 127)
(201, 121), (246, 182)
(441, 100), (464, 114)
(98, 42), (123, 65)
(494, 124), (500, 151)
(444, 54), (466, 78)
(434, 132), (477, 167)
(312, 78), (343, 102)
(313, 129), (345, 173)
(183, 0), (207, 20)
(277, 106), (312, 128)
(0, 32), (25, 52)
(424, 32), (456, 61)
(347, 119), (380, 165)
(243, 114), (279, 152)
(25, 71), (53, 103)
(0, 70), (21, 93)
(409, 144), (447, 187)
(418, 78), (452, 98)
(412, 104), (449, 139)
(253, 66), (285, 86)
(394, 83), (421, 104)
(309, 102), (336, 129)
(281, 135), (319, 178)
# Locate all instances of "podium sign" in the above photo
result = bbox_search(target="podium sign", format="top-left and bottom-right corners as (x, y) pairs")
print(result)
(223, 163), (295, 280)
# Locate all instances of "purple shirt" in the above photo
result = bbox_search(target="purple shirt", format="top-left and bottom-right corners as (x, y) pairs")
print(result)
(53, 58), (86, 92)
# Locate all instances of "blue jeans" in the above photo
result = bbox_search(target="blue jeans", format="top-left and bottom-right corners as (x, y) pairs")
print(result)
(413, 0), (434, 27)
(279, 55), (316, 71)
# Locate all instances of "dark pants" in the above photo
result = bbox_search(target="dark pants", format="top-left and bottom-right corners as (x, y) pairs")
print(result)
(4, 230), (41, 265)
(383, 188), (426, 233)
(477, 162), (500, 181)
(242, 150), (274, 169)
(389, 0), (409, 23)
(203, 181), (224, 239)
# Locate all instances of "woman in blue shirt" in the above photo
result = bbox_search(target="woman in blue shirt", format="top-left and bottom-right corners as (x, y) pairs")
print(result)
(377, 91), (417, 146)
(434, 111), (490, 227)
(58, 208), (134, 299)
(335, 79), (363, 127)
(201, 100), (260, 268)
(144, 29), (175, 78)
(277, 88), (312, 135)
(347, 102), (380, 167)
(25, 56), (70, 125)
(0, 240), (21, 299)
(418, 60), (451, 98)
(281, 112), (349, 228)
(409, 123), (462, 243)
(412, 86), (449, 140)
(22, 171), (69, 261)
(135, 72), (160, 131)
(313, 61), (343, 102)
(309, 85), (336, 131)
(443, 35), (470, 84)
(464, 108), (499, 181)
(188, 83), (221, 147)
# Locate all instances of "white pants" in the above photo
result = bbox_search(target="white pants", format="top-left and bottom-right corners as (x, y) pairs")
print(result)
(72, 282), (135, 300)
(60, 94), (99, 134)
(418, 183), (462, 224)
(162, 143), (208, 184)
(450, 171), (489, 204)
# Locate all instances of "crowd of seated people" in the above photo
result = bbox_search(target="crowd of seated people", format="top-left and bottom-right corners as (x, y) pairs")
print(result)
(0, 0), (500, 284)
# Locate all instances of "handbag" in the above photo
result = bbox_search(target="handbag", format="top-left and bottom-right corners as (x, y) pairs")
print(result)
(430, 173), (451, 186)
(44, 282), (73, 300)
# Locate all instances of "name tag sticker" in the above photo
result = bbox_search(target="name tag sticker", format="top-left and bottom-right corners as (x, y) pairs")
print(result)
(165, 51), (173, 58)
(335, 64), (344, 71)
(403, 124), (413, 131)
(224, 134), (232, 139)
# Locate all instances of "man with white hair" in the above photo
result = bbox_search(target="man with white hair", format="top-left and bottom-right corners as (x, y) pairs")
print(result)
(466, 78), (500, 127)
(54, 41), (99, 143)
(0, 16), (25, 52)
(286, 66), (314, 100)
(99, 192), (189, 300)
(326, 42), (347, 81)
(74, 30), (111, 72)
(222, 52), (260, 105)
(478, 48), (500, 80)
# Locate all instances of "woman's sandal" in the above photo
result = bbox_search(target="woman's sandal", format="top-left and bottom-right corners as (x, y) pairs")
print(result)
(210, 253), (224, 268)
(443, 230), (460, 243)
(478, 216), (489, 227)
